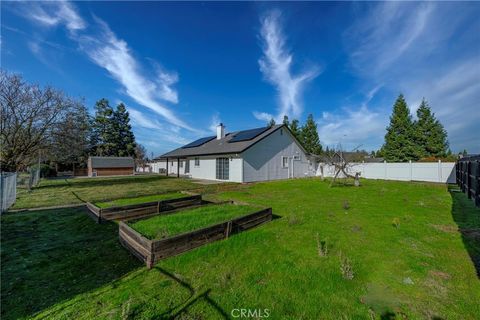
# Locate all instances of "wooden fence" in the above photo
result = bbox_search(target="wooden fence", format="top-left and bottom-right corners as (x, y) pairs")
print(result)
(456, 155), (480, 207)
(119, 207), (273, 268)
(86, 194), (203, 222)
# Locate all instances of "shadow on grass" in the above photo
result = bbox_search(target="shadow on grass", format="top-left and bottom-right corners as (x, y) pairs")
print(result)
(0, 207), (142, 320)
(153, 266), (229, 319)
(449, 185), (480, 278)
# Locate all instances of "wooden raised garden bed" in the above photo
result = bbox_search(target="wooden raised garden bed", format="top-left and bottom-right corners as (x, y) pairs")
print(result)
(86, 194), (203, 222)
(119, 205), (273, 268)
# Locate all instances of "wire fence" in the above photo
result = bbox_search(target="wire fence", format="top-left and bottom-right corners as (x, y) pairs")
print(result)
(1, 172), (17, 213)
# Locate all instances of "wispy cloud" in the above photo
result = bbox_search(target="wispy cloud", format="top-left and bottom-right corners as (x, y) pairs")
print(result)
(343, 2), (480, 152)
(78, 18), (192, 130)
(18, 1), (195, 133)
(318, 105), (386, 150)
(253, 111), (274, 123)
(25, 1), (86, 32)
(129, 108), (163, 130)
(208, 113), (222, 134)
(258, 10), (320, 122)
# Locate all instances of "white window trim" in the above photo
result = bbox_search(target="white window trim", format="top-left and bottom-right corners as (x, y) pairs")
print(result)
(281, 156), (289, 168)
(194, 157), (200, 167)
(293, 155), (301, 161)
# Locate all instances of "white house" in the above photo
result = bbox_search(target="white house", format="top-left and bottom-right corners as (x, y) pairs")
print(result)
(151, 124), (316, 183)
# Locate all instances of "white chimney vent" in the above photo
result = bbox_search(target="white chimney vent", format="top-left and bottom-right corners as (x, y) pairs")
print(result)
(216, 123), (225, 140)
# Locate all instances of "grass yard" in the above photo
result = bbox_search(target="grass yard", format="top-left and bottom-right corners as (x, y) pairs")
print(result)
(95, 192), (186, 208)
(12, 175), (235, 209)
(129, 203), (258, 239)
(2, 178), (480, 319)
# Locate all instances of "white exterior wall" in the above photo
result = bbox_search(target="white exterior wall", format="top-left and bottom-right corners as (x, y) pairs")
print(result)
(150, 159), (186, 175)
(317, 161), (456, 183)
(242, 128), (312, 182)
(188, 155), (243, 183)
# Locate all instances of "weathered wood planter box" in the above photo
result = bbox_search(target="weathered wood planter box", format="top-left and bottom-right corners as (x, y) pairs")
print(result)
(86, 194), (203, 222)
(119, 207), (273, 268)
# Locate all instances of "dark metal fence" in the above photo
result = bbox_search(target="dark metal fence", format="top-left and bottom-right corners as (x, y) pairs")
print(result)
(456, 155), (480, 207)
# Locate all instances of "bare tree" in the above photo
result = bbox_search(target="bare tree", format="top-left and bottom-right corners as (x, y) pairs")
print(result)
(0, 71), (82, 171)
(325, 145), (362, 187)
(134, 144), (147, 169)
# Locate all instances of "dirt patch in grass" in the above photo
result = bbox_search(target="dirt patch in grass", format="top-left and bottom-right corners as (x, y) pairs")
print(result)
(430, 224), (458, 233)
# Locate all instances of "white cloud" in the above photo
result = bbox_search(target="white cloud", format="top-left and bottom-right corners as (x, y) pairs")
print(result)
(26, 1), (86, 32)
(18, 1), (195, 133)
(253, 111), (274, 123)
(208, 113), (222, 134)
(318, 105), (386, 150)
(129, 108), (163, 130)
(345, 2), (480, 152)
(78, 18), (192, 130)
(258, 10), (320, 121)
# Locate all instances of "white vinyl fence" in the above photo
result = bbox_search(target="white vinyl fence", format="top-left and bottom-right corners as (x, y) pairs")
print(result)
(0, 172), (17, 213)
(317, 161), (456, 184)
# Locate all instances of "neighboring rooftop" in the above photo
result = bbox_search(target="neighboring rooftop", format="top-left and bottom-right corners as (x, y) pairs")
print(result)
(88, 156), (134, 168)
(157, 125), (285, 159)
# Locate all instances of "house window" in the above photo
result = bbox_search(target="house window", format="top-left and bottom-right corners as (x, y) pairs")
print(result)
(180, 161), (183, 168)
(171, 161), (173, 166)
(280, 129), (283, 135)
(216, 157), (229, 180)
(194, 157), (200, 166)
(282, 156), (289, 168)
(293, 155), (301, 161)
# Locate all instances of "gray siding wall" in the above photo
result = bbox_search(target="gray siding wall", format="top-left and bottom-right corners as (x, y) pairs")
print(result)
(242, 128), (310, 182)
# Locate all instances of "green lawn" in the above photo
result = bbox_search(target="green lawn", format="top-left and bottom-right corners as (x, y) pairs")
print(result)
(2, 178), (480, 319)
(12, 175), (235, 209)
(95, 192), (186, 208)
(130, 204), (257, 239)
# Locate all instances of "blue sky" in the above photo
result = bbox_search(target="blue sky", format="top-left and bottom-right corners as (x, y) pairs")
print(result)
(2, 1), (479, 156)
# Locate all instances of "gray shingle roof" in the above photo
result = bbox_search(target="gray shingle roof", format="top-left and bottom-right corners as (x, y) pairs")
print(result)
(157, 125), (284, 158)
(89, 156), (134, 168)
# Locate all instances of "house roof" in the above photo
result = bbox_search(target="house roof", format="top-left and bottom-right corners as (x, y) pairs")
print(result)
(157, 124), (289, 159)
(89, 156), (134, 168)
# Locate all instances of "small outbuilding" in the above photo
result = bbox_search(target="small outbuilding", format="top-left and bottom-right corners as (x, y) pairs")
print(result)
(87, 156), (135, 177)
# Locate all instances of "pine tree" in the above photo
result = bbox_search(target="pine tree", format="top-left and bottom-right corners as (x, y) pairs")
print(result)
(282, 115), (289, 127)
(92, 99), (116, 156)
(301, 114), (322, 155)
(289, 119), (301, 139)
(381, 94), (419, 161)
(113, 103), (136, 157)
(414, 99), (449, 158)
(268, 118), (276, 127)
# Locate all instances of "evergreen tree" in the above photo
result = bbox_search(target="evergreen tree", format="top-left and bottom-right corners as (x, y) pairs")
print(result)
(268, 118), (276, 127)
(113, 103), (136, 157)
(92, 99), (116, 156)
(289, 119), (301, 139)
(301, 114), (322, 155)
(381, 94), (419, 161)
(282, 115), (289, 127)
(414, 99), (449, 158)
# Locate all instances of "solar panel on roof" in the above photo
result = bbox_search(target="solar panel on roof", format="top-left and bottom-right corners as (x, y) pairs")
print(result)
(182, 136), (215, 148)
(228, 126), (269, 143)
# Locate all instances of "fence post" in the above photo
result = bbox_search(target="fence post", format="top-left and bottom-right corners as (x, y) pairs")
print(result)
(409, 160), (413, 181)
(438, 160), (442, 183)
(384, 160), (387, 179)
(0, 172), (4, 213)
(467, 161), (471, 199)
